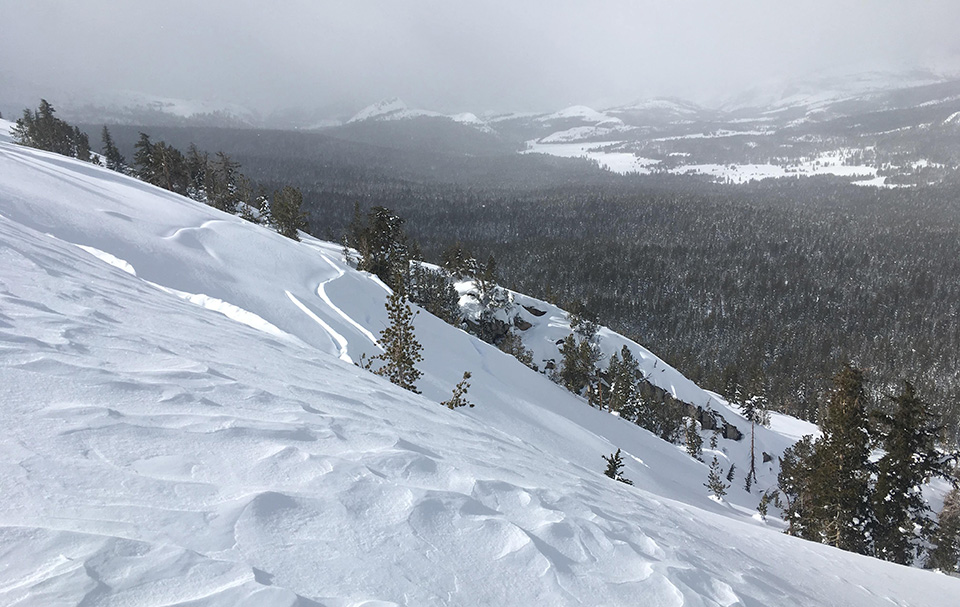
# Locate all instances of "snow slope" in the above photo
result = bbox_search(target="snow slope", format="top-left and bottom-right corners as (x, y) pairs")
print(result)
(346, 99), (494, 133)
(1, 134), (959, 605)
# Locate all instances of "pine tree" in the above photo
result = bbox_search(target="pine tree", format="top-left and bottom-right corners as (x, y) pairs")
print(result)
(757, 489), (778, 522)
(362, 284), (423, 393)
(441, 372), (474, 409)
(407, 262), (461, 325)
(778, 434), (818, 538)
(685, 417), (703, 460)
(602, 449), (633, 485)
(475, 254), (499, 303)
(871, 381), (949, 564)
(441, 242), (475, 277)
(498, 331), (536, 370)
(705, 456), (729, 498)
(133, 133), (187, 194)
(346, 206), (411, 291)
(271, 186), (308, 240)
(558, 333), (601, 397)
(928, 487), (960, 573)
(101, 126), (125, 172)
(739, 369), (770, 491)
(207, 151), (242, 213)
(808, 364), (873, 554)
(71, 126), (91, 162)
(186, 144), (209, 200)
(13, 100), (91, 161)
(606, 346), (640, 415)
(133, 133), (154, 177)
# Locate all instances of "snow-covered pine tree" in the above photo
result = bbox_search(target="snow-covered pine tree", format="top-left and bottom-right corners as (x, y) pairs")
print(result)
(871, 380), (950, 564)
(602, 449), (633, 485)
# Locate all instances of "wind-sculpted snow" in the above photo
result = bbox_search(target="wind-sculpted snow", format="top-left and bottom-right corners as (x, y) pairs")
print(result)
(1, 141), (959, 605)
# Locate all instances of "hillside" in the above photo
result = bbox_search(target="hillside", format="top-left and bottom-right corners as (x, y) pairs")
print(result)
(1, 125), (959, 605)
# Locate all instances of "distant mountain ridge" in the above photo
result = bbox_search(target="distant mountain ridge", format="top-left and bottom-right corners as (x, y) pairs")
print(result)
(8, 69), (960, 185)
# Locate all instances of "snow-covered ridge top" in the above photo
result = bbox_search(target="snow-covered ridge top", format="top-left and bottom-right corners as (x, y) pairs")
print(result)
(347, 97), (410, 122)
(346, 98), (494, 132)
(608, 97), (702, 115)
(537, 105), (620, 124)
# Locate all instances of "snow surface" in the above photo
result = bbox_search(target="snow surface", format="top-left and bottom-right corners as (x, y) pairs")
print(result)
(1, 139), (958, 605)
(347, 99), (493, 133)
(536, 105), (617, 124)
(524, 135), (894, 186)
(522, 140), (658, 174)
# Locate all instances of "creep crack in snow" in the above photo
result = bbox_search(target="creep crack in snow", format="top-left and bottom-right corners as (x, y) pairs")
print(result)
(152, 283), (293, 341)
(316, 252), (382, 349)
(285, 290), (352, 363)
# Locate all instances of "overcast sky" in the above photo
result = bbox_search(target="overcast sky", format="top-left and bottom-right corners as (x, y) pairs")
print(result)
(2, 1), (960, 116)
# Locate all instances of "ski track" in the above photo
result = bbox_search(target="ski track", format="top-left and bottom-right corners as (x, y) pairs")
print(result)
(316, 252), (382, 349)
(285, 289), (352, 363)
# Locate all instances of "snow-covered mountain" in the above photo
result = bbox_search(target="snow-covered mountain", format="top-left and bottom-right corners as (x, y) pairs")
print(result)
(326, 72), (960, 186)
(2, 120), (959, 605)
(343, 98), (495, 134)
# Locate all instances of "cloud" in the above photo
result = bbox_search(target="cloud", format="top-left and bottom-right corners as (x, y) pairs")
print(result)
(1, 0), (959, 115)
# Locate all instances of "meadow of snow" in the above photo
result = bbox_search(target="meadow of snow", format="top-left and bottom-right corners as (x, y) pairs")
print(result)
(522, 140), (659, 175)
(1, 123), (958, 605)
(525, 137), (889, 185)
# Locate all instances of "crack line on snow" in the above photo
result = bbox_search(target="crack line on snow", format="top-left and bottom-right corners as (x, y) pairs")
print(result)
(316, 252), (382, 349)
(285, 290), (352, 363)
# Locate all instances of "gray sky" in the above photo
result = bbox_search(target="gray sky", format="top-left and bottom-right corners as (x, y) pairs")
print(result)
(2, 0), (960, 116)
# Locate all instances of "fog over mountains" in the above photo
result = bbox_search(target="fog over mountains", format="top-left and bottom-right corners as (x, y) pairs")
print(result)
(2, 1), (959, 115)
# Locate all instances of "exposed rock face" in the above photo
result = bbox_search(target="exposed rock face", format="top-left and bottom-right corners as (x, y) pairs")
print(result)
(634, 378), (743, 441)
(522, 304), (547, 317)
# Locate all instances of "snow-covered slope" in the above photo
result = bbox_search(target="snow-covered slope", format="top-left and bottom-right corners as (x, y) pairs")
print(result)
(346, 99), (494, 133)
(2, 130), (959, 605)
